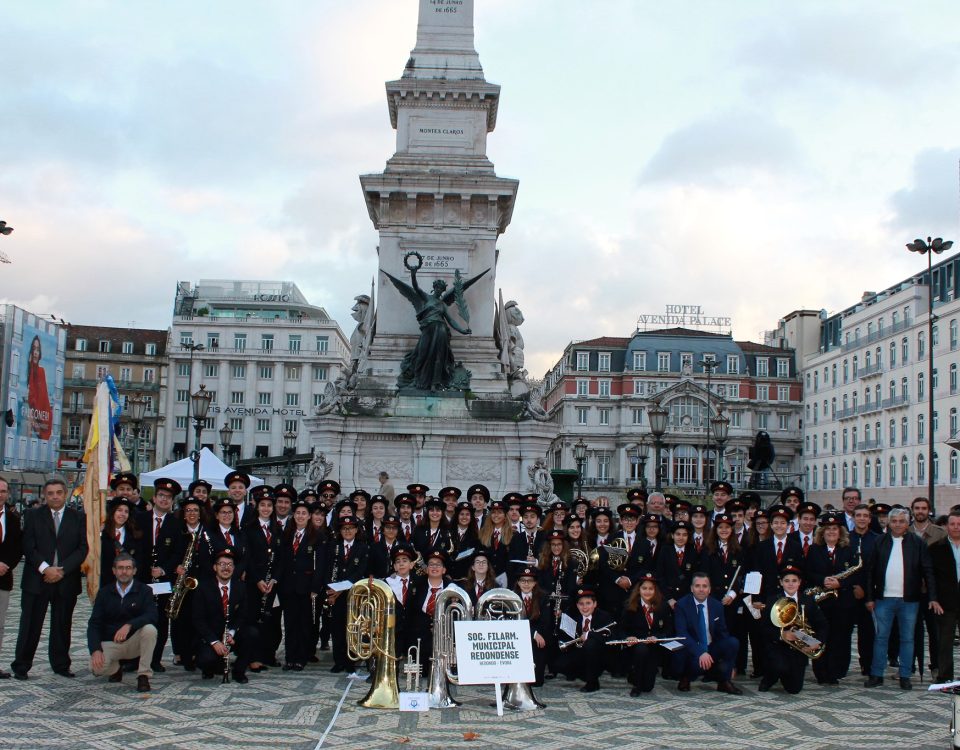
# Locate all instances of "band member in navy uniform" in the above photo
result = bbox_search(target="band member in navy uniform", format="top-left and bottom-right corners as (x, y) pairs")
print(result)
(655, 520), (699, 607)
(617, 572), (674, 696)
(412, 498), (452, 560)
(193, 549), (258, 683)
(395, 495), (417, 545)
(325, 515), (368, 674)
(279, 499), (326, 671)
(598, 506), (646, 615)
(807, 514), (856, 685)
(384, 544), (421, 657)
(790, 502), (821, 560)
(759, 564), (827, 694)
(171, 496), (207, 672)
(636, 513), (664, 574)
(749, 505), (804, 601)
(224, 471), (254, 529)
(515, 566), (551, 687)
(410, 549), (450, 671)
(517, 502), (546, 564)
(207, 499), (246, 579)
(705, 513), (751, 676)
(464, 547), (498, 605)
(245, 486), (282, 671)
(369, 516), (403, 578)
(468, 484), (491, 533)
(478, 500), (515, 577)
(101, 497), (142, 587)
(137, 478), (183, 673)
(555, 588), (614, 693)
(450, 502), (480, 580)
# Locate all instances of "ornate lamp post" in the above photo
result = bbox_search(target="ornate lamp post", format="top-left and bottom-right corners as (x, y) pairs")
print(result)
(190, 385), (213, 484)
(218, 423), (234, 464)
(648, 401), (669, 492)
(127, 392), (148, 476)
(283, 430), (298, 484)
(711, 410), (731, 482)
(907, 236), (953, 513)
(629, 439), (650, 490)
(573, 438), (587, 500)
(700, 357), (719, 485)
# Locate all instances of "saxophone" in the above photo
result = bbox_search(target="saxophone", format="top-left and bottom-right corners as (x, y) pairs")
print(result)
(167, 531), (199, 620)
(803, 555), (864, 603)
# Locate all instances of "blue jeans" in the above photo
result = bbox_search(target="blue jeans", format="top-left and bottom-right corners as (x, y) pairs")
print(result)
(871, 598), (919, 679)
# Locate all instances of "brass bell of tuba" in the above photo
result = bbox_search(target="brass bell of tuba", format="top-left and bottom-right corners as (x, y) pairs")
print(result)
(347, 578), (400, 708)
(476, 588), (545, 711)
(769, 597), (825, 660)
(428, 583), (473, 708)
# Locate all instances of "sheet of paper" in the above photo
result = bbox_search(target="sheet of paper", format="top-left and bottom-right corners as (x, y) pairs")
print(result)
(328, 580), (353, 592)
(659, 640), (684, 652)
(455, 548), (475, 561)
(494, 572), (508, 588)
(929, 680), (960, 692)
(560, 613), (578, 639)
(399, 692), (430, 711)
(743, 571), (762, 595)
(149, 582), (172, 596)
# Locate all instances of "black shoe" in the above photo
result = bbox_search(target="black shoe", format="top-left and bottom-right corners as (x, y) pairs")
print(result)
(718, 681), (743, 696)
(0, 669), (10, 679)
(109, 668), (123, 684)
(545, 672), (557, 680)
(677, 677), (691, 692)
(758, 679), (773, 693)
(899, 677), (912, 690)
(183, 661), (196, 672)
(320, 642), (330, 651)
(233, 672), (249, 684)
(54, 669), (76, 678)
(202, 671), (215, 680)
(12, 672), (27, 681)
(864, 676), (883, 688)
(308, 655), (320, 663)
(137, 676), (151, 693)
(580, 681), (600, 693)
(151, 663), (166, 673)
(265, 658), (281, 667)
(292, 664), (304, 672)
(330, 665), (346, 673)
(282, 663), (293, 671)
(630, 687), (642, 697)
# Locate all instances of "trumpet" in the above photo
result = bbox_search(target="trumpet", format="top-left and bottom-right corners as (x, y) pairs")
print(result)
(559, 621), (617, 651)
(346, 578), (399, 709)
(404, 639), (423, 692)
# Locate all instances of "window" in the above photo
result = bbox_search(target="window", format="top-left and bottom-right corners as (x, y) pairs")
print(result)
(285, 366), (301, 381)
(813, 401), (818, 424)
(258, 392), (272, 406)
(145, 342), (157, 356)
(889, 379), (896, 401)
(730, 411), (742, 427)
(259, 365), (273, 380)
(851, 461), (858, 486)
(284, 419), (298, 433)
(229, 417), (243, 431)
(918, 330), (926, 358)
(312, 365), (328, 381)
(75, 338), (87, 352)
(203, 363), (219, 377)
(175, 416), (188, 429)
(179, 333), (192, 346)
(598, 380), (611, 397)
(633, 351), (646, 371)
(598, 353), (611, 372)
(890, 341), (896, 367)
(889, 419), (896, 446)
(316, 336), (329, 353)
(934, 368), (939, 391)
(261, 334), (274, 351)
(902, 337), (908, 362)
(576, 407), (588, 425)
(952, 408), (958, 436)
(286, 393), (300, 407)
(657, 353), (670, 372)
(889, 456), (897, 485)
(757, 385), (769, 402)
(234, 333), (247, 351)
(876, 346), (882, 368)
(831, 464), (837, 488)
(918, 372), (925, 400)
(99, 340), (111, 353)
(576, 352), (589, 371)
(597, 452), (610, 481)
(756, 358), (769, 377)
(776, 358), (789, 378)
(289, 335), (301, 352)
(177, 363), (190, 377)
(852, 355), (859, 378)
(207, 333), (219, 350)
(577, 379), (589, 396)
(758, 412), (769, 429)
(632, 408), (644, 425)
(918, 413), (925, 442)
(902, 376), (909, 399)
(176, 389), (190, 403)
(778, 386), (790, 402)
(902, 454), (909, 485)
(902, 416), (909, 444)
(119, 367), (132, 382)
(832, 364), (837, 386)
(313, 393), (324, 407)
(842, 428), (849, 452)
(918, 454), (926, 482)
(598, 409), (610, 426)
(71, 364), (84, 379)
(934, 325), (940, 347)
(727, 384), (739, 399)
(843, 360), (849, 383)
(952, 364), (958, 394)
(952, 319), (959, 350)
(120, 341), (133, 354)
(779, 413), (790, 431)
(231, 364), (246, 379)
(633, 380), (644, 395)
(842, 462), (849, 486)
(727, 355), (739, 374)
(230, 391), (244, 405)
(953, 451), (959, 483)
(680, 353), (693, 371)
(256, 418), (270, 432)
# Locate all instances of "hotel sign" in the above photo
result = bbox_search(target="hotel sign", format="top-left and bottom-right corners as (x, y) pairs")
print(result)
(636, 305), (732, 330)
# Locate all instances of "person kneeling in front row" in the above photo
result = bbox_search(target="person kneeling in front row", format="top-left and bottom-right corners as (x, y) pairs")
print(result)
(671, 572), (742, 695)
(87, 552), (159, 692)
(555, 588), (614, 693)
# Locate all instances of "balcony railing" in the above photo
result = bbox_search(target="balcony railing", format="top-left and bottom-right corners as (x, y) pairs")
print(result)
(882, 395), (910, 408)
(837, 407), (858, 420)
(857, 439), (883, 451)
(859, 362), (883, 378)
(858, 401), (882, 415)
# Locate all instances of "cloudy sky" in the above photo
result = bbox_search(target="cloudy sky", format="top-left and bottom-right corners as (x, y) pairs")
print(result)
(2, 0), (959, 377)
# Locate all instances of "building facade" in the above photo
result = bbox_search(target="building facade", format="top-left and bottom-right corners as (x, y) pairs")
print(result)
(62, 325), (169, 474)
(163, 280), (349, 482)
(542, 327), (802, 503)
(775, 252), (960, 509)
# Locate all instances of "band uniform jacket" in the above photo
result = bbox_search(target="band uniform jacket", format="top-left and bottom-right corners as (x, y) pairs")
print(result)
(706, 545), (745, 604)
(278, 529), (327, 596)
(327, 539), (369, 585)
(618, 600), (674, 641)
(749, 535), (805, 598)
(206, 522), (247, 580)
(762, 588), (828, 651)
(655, 543), (701, 602)
(385, 572), (424, 654)
(929, 538), (960, 613)
(99, 527), (140, 587)
(520, 591), (553, 642)
(245, 520), (284, 591)
(570, 607), (616, 644)
(135, 511), (182, 586)
(412, 525), (453, 561)
(849, 529), (880, 591)
(86, 579), (159, 652)
(806, 544), (857, 608)
(0, 506), (23, 591)
(864, 532), (938, 603)
(369, 538), (402, 579)
(192, 578), (249, 647)
(517, 529), (546, 562)
(21, 505), (88, 596)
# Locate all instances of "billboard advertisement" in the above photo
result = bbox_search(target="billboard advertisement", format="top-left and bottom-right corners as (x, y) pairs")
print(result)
(0, 305), (65, 472)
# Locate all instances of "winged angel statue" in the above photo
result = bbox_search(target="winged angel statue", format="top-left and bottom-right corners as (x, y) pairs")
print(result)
(383, 251), (489, 391)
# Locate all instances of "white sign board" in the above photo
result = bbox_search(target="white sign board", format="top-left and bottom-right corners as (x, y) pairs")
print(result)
(454, 621), (535, 685)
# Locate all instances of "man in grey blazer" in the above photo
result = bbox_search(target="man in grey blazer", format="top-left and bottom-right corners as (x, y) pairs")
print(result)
(11, 478), (88, 679)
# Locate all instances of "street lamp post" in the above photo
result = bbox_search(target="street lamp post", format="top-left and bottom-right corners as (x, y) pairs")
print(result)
(907, 236), (954, 513)
(218, 423), (234, 465)
(190, 385), (213, 484)
(283, 430), (298, 485)
(127, 392), (148, 476)
(711, 410), (731, 482)
(182, 342), (205, 455)
(648, 401), (669, 492)
(573, 438), (587, 500)
(700, 357), (719, 487)
(629, 439), (650, 491)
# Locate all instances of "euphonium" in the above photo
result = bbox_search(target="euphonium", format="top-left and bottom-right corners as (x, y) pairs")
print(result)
(347, 578), (399, 709)
(428, 583), (472, 709)
(167, 531), (199, 620)
(803, 555), (863, 603)
(477, 588), (545, 711)
(602, 537), (629, 572)
(769, 597), (825, 660)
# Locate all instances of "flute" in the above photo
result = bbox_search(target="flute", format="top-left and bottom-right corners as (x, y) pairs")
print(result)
(559, 621), (617, 651)
(606, 636), (687, 646)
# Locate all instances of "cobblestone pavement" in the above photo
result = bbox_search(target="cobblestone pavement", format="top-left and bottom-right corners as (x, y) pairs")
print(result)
(0, 586), (952, 750)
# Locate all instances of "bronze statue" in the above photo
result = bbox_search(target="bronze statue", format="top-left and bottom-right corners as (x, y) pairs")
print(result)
(383, 252), (489, 391)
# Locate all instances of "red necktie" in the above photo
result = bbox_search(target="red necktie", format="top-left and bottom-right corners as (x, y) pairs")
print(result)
(525, 596), (533, 616)
(677, 549), (684, 567)
(374, 527), (381, 543)
(115, 530), (121, 543)
(695, 537), (702, 553)
(645, 606), (654, 629)
(828, 549), (835, 564)
(493, 529), (500, 550)
(426, 586), (440, 617)
(803, 538), (810, 558)
(627, 535), (633, 553)
(263, 525), (271, 545)
(776, 541), (783, 565)
(650, 541), (656, 557)
(722, 545), (728, 564)
(221, 584), (229, 616)
(404, 525), (411, 542)
(0, 514), (4, 544)
(155, 516), (162, 544)
(583, 616), (591, 633)
(293, 531), (302, 553)
(401, 578), (408, 605)
(552, 558), (560, 577)
(343, 544), (350, 562)
(477, 582), (484, 597)
(224, 530), (233, 546)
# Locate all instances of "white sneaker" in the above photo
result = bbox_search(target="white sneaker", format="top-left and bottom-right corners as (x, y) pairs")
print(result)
(347, 672), (362, 680)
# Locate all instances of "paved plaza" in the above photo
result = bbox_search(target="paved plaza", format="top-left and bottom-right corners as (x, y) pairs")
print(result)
(0, 585), (953, 750)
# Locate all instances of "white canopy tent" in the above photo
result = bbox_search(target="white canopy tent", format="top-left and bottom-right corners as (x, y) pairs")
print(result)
(140, 447), (264, 491)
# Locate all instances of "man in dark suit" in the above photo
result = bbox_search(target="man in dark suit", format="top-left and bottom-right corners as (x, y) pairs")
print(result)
(864, 507), (941, 689)
(0, 477), (23, 679)
(87, 552), (158, 692)
(929, 510), (960, 682)
(11, 478), (88, 679)
(850, 502), (881, 676)
(672, 572), (743, 695)
(193, 549), (258, 683)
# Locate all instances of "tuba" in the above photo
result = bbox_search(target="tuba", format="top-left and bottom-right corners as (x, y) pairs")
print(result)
(769, 597), (825, 660)
(476, 589), (545, 711)
(347, 578), (400, 708)
(602, 537), (629, 572)
(428, 583), (473, 708)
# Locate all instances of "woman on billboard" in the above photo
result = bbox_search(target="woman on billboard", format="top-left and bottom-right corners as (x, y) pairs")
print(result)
(26, 334), (52, 439)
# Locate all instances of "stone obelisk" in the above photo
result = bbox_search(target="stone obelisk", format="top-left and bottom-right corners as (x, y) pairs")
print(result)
(359, 0), (518, 393)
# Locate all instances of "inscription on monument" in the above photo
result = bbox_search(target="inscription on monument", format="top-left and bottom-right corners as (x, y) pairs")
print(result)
(410, 116), (473, 150)
(429, 0), (463, 14)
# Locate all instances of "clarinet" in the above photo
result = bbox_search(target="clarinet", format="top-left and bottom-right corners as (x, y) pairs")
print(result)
(258, 547), (275, 624)
(222, 607), (231, 684)
(324, 543), (341, 618)
(552, 560), (564, 634)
